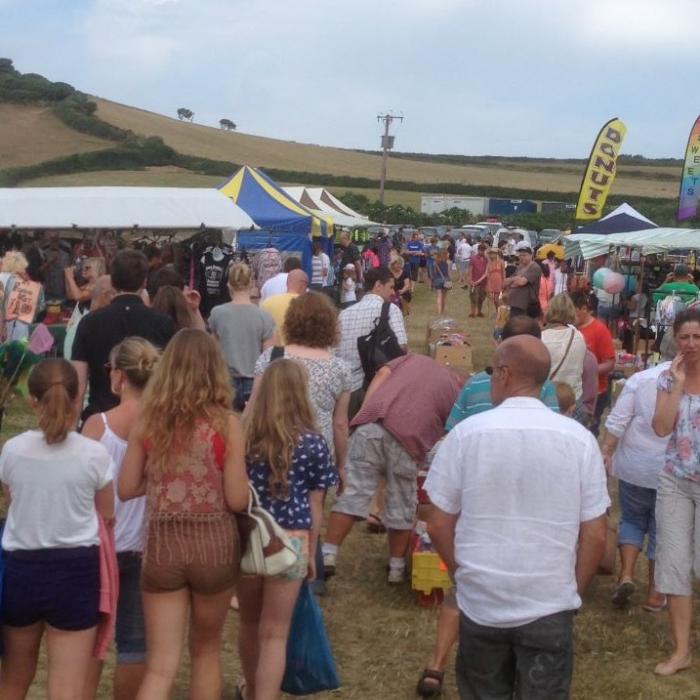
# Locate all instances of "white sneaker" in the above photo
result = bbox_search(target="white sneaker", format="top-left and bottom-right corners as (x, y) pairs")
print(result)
(387, 566), (407, 584)
(323, 552), (337, 579)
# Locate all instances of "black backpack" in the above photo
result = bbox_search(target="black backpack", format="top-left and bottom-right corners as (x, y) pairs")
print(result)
(357, 302), (406, 388)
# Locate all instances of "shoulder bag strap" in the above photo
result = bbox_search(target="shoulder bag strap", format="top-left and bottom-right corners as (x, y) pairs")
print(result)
(380, 301), (392, 321)
(549, 327), (576, 380)
(270, 345), (284, 361)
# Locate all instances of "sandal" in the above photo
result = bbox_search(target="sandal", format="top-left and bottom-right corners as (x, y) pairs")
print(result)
(366, 513), (387, 534)
(642, 596), (667, 613)
(416, 669), (444, 698)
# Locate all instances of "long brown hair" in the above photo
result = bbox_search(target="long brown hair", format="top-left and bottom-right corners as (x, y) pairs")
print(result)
(139, 329), (232, 471)
(244, 359), (316, 498)
(28, 359), (79, 444)
(151, 285), (192, 332)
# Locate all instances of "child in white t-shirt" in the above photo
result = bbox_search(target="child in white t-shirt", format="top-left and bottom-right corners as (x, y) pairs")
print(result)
(341, 264), (357, 308)
(0, 358), (114, 699)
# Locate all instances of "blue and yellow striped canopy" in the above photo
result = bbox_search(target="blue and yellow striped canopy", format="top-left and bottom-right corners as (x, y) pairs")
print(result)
(218, 166), (332, 238)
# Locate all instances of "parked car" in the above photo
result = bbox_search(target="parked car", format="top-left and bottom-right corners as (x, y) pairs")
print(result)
(476, 220), (504, 236)
(450, 225), (491, 241)
(494, 227), (535, 251)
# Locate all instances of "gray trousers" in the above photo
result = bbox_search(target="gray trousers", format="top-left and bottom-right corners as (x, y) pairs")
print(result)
(457, 610), (574, 700)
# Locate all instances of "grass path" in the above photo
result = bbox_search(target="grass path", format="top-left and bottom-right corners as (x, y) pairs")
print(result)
(4, 281), (696, 699)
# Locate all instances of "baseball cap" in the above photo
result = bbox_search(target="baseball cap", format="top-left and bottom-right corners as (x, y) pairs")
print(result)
(515, 241), (533, 253)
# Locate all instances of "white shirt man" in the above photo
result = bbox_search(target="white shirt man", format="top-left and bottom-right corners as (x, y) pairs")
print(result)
(337, 268), (408, 392)
(426, 335), (609, 699)
(260, 272), (288, 301)
(456, 238), (472, 264)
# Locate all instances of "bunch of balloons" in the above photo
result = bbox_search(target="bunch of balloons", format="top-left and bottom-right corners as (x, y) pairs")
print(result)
(592, 267), (625, 294)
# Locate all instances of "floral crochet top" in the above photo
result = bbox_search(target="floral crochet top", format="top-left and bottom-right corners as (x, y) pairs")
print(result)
(658, 370), (700, 481)
(145, 421), (227, 517)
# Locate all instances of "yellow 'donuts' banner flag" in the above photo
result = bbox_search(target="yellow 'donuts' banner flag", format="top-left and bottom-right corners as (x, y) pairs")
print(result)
(575, 118), (627, 221)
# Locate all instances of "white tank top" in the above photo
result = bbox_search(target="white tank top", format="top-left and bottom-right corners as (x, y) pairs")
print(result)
(100, 413), (146, 553)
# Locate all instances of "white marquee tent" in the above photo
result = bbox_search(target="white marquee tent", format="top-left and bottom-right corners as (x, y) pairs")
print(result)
(0, 187), (257, 234)
(283, 186), (376, 228)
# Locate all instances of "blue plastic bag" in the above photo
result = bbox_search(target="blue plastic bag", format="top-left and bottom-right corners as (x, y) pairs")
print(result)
(281, 581), (340, 695)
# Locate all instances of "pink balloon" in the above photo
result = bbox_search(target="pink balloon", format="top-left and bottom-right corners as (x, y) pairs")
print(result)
(603, 271), (625, 294)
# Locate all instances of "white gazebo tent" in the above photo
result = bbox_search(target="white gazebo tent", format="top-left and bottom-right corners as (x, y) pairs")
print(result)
(283, 186), (376, 228)
(0, 187), (257, 238)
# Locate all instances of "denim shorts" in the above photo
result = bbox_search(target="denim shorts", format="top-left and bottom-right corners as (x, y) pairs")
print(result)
(231, 376), (254, 413)
(1, 546), (99, 631)
(116, 551), (146, 664)
(617, 479), (657, 559)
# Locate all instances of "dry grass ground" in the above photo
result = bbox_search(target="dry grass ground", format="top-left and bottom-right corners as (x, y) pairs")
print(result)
(92, 98), (680, 199)
(2, 283), (699, 699)
(0, 104), (110, 168)
(1, 97), (680, 200)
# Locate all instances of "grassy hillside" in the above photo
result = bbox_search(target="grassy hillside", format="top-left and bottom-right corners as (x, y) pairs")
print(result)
(0, 103), (111, 167)
(91, 98), (680, 199)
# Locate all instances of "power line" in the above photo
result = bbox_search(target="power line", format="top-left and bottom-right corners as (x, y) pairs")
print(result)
(377, 113), (404, 204)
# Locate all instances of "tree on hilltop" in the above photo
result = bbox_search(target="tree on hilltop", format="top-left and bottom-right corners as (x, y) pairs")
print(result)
(219, 118), (236, 131)
(177, 107), (194, 122)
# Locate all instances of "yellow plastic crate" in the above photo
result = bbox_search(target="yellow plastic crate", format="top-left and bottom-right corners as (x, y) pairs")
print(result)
(411, 551), (452, 595)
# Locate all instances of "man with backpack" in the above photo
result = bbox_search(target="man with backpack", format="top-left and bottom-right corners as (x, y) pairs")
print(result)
(337, 267), (408, 418)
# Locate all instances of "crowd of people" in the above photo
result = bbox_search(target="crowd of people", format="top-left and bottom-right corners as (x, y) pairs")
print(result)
(0, 227), (699, 700)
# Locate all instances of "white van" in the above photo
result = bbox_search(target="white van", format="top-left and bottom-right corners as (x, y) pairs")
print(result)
(494, 227), (534, 251)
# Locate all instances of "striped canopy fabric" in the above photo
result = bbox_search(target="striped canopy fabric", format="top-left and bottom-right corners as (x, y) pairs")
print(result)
(218, 166), (332, 238)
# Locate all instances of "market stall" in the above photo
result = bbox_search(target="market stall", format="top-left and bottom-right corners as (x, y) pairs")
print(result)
(218, 166), (335, 274)
(0, 186), (257, 237)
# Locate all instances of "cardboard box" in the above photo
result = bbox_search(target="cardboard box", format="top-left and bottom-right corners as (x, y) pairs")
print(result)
(433, 344), (473, 372)
(425, 320), (464, 351)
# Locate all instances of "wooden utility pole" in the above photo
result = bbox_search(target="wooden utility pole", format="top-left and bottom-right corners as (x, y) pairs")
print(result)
(377, 113), (403, 204)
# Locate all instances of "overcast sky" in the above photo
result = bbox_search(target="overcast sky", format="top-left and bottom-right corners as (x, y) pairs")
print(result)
(2, 0), (697, 159)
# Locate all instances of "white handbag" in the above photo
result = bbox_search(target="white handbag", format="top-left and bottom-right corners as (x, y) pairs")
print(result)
(238, 486), (299, 576)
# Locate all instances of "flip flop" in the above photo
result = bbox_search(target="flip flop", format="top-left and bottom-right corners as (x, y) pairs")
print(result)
(642, 599), (667, 613)
(416, 669), (444, 698)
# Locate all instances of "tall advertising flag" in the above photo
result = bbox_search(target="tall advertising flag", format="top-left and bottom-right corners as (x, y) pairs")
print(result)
(676, 116), (700, 222)
(575, 118), (627, 221)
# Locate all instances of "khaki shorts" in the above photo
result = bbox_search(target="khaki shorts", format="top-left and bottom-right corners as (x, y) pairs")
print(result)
(332, 423), (418, 530)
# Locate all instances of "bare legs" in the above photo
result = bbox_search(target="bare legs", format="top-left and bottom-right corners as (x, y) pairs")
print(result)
(0, 623), (43, 700)
(655, 595), (693, 675)
(0, 622), (96, 700)
(436, 289), (446, 315)
(136, 586), (233, 700)
(325, 511), (410, 561)
(238, 576), (304, 700)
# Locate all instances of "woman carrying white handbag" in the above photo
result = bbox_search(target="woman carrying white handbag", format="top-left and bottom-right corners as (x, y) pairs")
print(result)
(238, 358), (336, 700)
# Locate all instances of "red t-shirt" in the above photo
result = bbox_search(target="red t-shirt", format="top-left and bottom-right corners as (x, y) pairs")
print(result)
(470, 255), (488, 286)
(579, 319), (615, 394)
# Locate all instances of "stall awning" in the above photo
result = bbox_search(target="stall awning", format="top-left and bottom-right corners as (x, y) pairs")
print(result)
(283, 186), (376, 228)
(218, 167), (332, 238)
(0, 187), (257, 231)
(565, 227), (700, 259)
